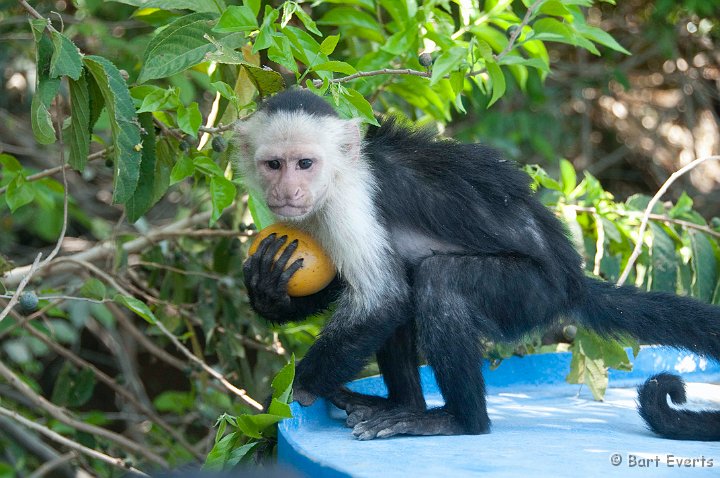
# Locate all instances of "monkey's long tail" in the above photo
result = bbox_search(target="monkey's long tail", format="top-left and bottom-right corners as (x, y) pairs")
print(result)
(577, 277), (720, 441)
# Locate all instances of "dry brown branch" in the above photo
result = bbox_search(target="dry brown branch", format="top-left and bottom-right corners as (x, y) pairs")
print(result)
(2, 210), (214, 288)
(0, 149), (108, 195)
(616, 155), (720, 286)
(566, 205), (720, 240)
(0, 360), (168, 467)
(19, 317), (203, 461)
(55, 257), (264, 410)
(0, 405), (148, 476)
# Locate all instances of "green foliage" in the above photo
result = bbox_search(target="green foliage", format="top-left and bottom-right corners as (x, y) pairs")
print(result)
(1, 1), (718, 476)
(204, 357), (295, 469)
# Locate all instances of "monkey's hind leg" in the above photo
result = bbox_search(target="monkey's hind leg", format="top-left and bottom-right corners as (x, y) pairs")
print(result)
(333, 321), (426, 428)
(352, 256), (491, 440)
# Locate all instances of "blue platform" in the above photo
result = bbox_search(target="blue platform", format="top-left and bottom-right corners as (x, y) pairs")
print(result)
(278, 347), (720, 477)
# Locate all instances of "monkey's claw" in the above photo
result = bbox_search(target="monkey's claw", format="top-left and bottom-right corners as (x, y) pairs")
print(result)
(352, 412), (412, 440)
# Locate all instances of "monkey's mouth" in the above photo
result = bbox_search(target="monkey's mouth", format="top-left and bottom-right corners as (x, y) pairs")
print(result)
(268, 204), (311, 218)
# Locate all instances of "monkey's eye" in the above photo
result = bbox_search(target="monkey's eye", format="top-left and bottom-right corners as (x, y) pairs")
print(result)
(266, 160), (281, 170)
(298, 158), (313, 170)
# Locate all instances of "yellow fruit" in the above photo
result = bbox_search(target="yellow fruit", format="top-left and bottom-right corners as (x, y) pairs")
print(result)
(248, 223), (335, 297)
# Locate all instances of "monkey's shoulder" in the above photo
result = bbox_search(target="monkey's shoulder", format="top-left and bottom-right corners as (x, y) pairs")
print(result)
(364, 116), (532, 202)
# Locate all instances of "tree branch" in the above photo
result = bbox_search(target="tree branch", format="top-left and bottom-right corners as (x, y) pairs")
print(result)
(616, 155), (720, 286)
(0, 360), (168, 467)
(0, 405), (148, 476)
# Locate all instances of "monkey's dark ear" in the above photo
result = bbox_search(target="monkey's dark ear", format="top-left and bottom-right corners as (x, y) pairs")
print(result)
(341, 118), (363, 161)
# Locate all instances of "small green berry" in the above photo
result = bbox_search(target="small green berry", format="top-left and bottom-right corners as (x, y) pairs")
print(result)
(419, 53), (433, 68)
(18, 291), (39, 314)
(179, 140), (190, 152)
(563, 324), (578, 341)
(212, 136), (227, 153)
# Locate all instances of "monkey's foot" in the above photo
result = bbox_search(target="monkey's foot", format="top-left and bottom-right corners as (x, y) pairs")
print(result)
(352, 408), (468, 440)
(329, 388), (395, 427)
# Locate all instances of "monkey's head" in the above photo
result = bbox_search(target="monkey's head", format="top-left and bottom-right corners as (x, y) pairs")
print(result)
(235, 90), (362, 221)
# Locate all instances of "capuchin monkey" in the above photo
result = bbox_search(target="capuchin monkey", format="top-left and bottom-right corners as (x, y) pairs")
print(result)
(236, 89), (720, 441)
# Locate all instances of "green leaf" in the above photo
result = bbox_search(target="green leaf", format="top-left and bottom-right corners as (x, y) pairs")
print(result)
(0, 153), (22, 172)
(313, 60), (356, 75)
(135, 86), (179, 113)
(214, 5), (258, 33)
(242, 64), (285, 96)
(574, 23), (630, 55)
(497, 55), (549, 72)
(111, 0), (222, 14)
(83, 56), (142, 204)
(170, 155), (195, 184)
(235, 413), (283, 438)
(247, 192), (275, 229)
(125, 113), (158, 222)
(6, 176), (35, 212)
(271, 355), (295, 403)
(138, 13), (218, 83)
(381, 29), (417, 55)
(268, 35), (298, 73)
(194, 156), (224, 176)
(294, 5), (322, 36)
(114, 295), (157, 324)
(79, 278), (107, 300)
(486, 60), (506, 107)
(177, 102), (203, 136)
(252, 6), (279, 53)
(267, 398), (292, 417)
(153, 390), (194, 414)
(50, 31), (83, 80)
(430, 46), (465, 85)
(317, 7), (380, 31)
(31, 93), (56, 145)
(649, 223), (677, 293)
(340, 87), (378, 125)
(559, 159), (576, 195)
(689, 231), (717, 301)
(532, 18), (599, 55)
(210, 176), (236, 224)
(204, 433), (258, 470)
(669, 192), (693, 218)
(319, 35), (340, 56)
(67, 73), (91, 171)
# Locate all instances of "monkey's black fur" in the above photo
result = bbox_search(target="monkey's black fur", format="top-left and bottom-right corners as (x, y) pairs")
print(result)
(243, 90), (720, 441)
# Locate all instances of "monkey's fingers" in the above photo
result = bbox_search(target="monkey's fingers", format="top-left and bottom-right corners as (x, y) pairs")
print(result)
(278, 258), (304, 288)
(272, 239), (299, 279)
(259, 234), (288, 273)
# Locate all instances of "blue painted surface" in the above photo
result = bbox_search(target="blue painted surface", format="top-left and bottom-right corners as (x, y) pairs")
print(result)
(278, 347), (720, 477)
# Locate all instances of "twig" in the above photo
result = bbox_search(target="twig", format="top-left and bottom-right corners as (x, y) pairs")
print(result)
(2, 210), (214, 288)
(0, 149), (108, 195)
(57, 258), (264, 411)
(0, 94), (71, 323)
(19, 317), (203, 461)
(616, 155), (720, 286)
(0, 360), (168, 467)
(27, 452), (78, 478)
(0, 405), (148, 476)
(566, 205), (720, 240)
(0, 253), (41, 322)
(311, 0), (544, 87)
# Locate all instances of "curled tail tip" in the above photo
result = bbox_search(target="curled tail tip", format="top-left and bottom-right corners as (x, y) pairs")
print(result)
(638, 373), (687, 406)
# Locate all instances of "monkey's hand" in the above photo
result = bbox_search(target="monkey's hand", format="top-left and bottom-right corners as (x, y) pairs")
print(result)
(292, 385), (317, 407)
(243, 233), (304, 323)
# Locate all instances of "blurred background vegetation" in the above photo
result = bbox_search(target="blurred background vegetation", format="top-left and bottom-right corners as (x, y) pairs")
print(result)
(0, 0), (718, 475)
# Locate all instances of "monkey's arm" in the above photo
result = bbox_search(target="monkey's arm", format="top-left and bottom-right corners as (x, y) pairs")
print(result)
(243, 234), (342, 324)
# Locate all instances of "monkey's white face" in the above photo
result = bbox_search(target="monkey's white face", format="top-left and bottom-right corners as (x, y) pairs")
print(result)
(254, 142), (329, 219)
(235, 110), (362, 221)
